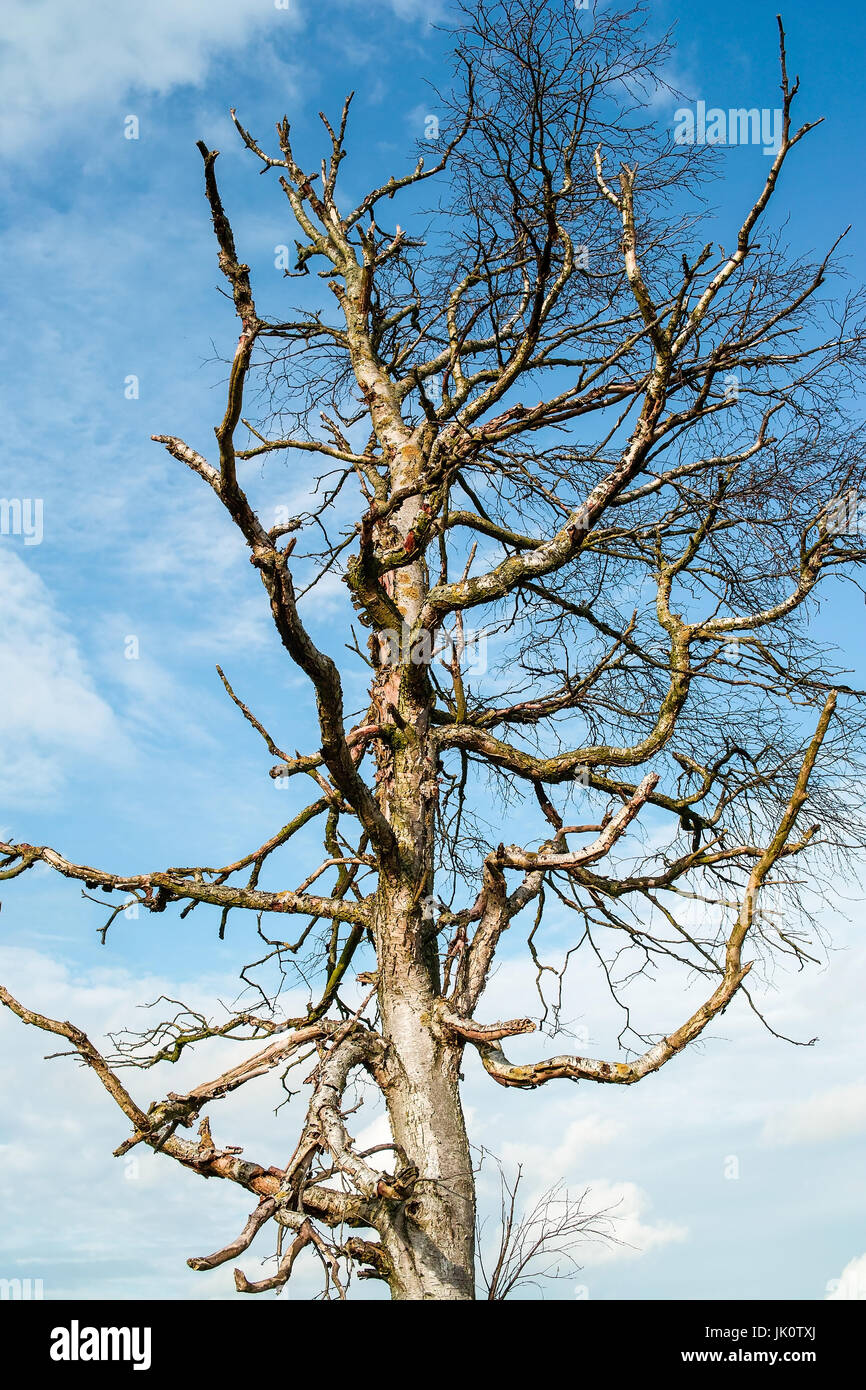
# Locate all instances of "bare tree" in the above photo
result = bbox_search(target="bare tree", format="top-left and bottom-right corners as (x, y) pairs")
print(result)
(3, 0), (866, 1300)
(477, 1159), (618, 1300)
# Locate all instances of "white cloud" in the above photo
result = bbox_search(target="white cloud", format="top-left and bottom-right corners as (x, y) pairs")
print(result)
(0, 945), (323, 1299)
(490, 1110), (686, 1266)
(500, 1113), (621, 1189)
(577, 1180), (688, 1265)
(0, 550), (130, 801)
(826, 1253), (866, 1300)
(0, 0), (297, 155)
(760, 1082), (866, 1148)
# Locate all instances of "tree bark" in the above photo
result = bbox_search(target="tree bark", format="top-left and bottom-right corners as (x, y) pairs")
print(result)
(368, 463), (476, 1299)
(375, 880), (476, 1300)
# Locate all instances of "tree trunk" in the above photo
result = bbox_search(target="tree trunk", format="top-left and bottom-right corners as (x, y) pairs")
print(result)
(375, 880), (476, 1300)
(369, 572), (476, 1299)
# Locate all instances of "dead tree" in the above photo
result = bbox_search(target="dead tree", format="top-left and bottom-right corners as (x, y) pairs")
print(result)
(3, 1), (866, 1299)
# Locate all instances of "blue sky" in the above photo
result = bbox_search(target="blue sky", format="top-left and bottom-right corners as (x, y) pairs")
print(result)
(1, 0), (866, 1301)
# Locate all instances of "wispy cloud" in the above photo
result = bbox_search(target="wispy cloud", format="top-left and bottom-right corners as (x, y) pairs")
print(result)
(0, 0), (298, 155)
(826, 1252), (866, 1301)
(577, 1180), (688, 1266)
(0, 550), (130, 803)
(760, 1082), (866, 1148)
